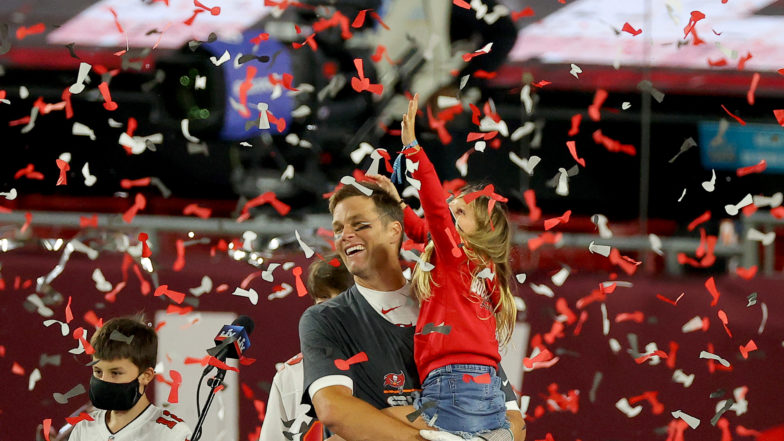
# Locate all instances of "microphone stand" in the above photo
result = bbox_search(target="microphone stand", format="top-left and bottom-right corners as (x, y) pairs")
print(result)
(191, 338), (236, 441)
(191, 367), (227, 441)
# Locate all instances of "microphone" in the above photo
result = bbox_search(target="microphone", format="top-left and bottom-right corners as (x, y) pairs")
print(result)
(204, 315), (254, 373)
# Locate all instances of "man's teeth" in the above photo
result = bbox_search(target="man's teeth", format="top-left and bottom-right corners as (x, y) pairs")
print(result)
(346, 245), (365, 255)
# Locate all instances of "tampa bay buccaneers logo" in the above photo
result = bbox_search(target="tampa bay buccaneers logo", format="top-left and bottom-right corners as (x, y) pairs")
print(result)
(383, 371), (405, 393)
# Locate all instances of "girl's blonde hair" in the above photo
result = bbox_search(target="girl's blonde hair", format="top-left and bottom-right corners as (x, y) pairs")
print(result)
(411, 185), (517, 346)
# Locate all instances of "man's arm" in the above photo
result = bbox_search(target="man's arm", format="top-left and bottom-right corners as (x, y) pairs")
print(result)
(313, 385), (423, 441)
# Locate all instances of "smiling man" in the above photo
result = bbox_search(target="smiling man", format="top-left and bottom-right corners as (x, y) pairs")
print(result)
(298, 182), (525, 441)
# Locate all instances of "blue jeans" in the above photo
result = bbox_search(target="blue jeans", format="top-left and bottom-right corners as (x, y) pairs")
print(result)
(413, 364), (509, 439)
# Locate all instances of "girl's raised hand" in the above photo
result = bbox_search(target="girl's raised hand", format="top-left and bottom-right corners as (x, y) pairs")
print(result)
(365, 174), (402, 202)
(401, 93), (419, 147)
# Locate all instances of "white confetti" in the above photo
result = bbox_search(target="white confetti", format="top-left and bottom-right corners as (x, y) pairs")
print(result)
(671, 410), (700, 429)
(682, 316), (707, 333)
(69, 62), (91, 94)
(601, 303), (609, 335)
(725, 194), (753, 216)
(210, 49), (230, 66)
(294, 230), (315, 258)
(621, 102), (631, 110)
(510, 122), (536, 141)
(257, 102), (270, 129)
(43, 319), (69, 336)
(556, 167), (569, 196)
(747, 228), (776, 246)
(1, 188), (17, 200)
(673, 369), (694, 388)
(678, 188), (687, 202)
(340, 176), (373, 196)
(649, 234), (663, 255)
(280, 165), (294, 182)
(551, 267), (570, 287)
(27, 295), (54, 317)
(82, 163), (97, 187)
(701, 169), (716, 192)
(508, 152), (540, 175)
(515, 273), (527, 284)
(759, 302), (768, 335)
(72, 122), (96, 140)
(181, 119), (200, 143)
(268, 283), (293, 300)
(91, 268), (112, 292)
(608, 338), (622, 353)
(615, 398), (642, 418)
(589, 241), (611, 257)
(28, 368), (42, 391)
(699, 350), (730, 367)
(569, 63), (582, 78)
(529, 283), (554, 298)
(591, 214), (613, 238)
(189, 276), (212, 297)
(232, 287), (259, 305)
(753, 192), (782, 208)
(262, 263), (280, 282)
(350, 142), (375, 164)
(401, 249), (434, 272)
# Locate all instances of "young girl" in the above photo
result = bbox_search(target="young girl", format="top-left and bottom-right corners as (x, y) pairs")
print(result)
(370, 94), (517, 439)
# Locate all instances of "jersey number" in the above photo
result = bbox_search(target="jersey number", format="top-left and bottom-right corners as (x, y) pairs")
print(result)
(156, 411), (184, 429)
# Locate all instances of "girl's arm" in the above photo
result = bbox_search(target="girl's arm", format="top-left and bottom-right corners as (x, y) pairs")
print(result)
(401, 95), (462, 264)
(366, 174), (429, 244)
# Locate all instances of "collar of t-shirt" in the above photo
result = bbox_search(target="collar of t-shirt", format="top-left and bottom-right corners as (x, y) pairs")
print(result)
(354, 283), (418, 327)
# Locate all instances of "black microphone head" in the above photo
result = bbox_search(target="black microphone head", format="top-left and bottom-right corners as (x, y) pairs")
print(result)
(232, 315), (255, 335)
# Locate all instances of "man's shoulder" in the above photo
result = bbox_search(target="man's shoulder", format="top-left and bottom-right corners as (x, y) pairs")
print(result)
(302, 286), (358, 320)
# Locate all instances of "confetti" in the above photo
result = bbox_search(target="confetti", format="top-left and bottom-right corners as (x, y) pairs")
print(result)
(682, 316), (709, 333)
(530, 283), (554, 298)
(334, 352), (368, 371)
(747, 228), (776, 246)
(622, 22), (642, 36)
(656, 292), (685, 306)
(154, 285), (186, 304)
(671, 410), (700, 429)
(109, 330), (134, 345)
(292, 266), (308, 297)
(758, 302), (768, 334)
(721, 104), (745, 126)
(615, 398), (642, 418)
(190, 276), (212, 297)
(232, 287), (259, 305)
(637, 80), (665, 103)
(739, 340), (757, 359)
(565, 141), (585, 167)
(350, 58), (382, 95)
(673, 369), (694, 388)
(588, 241), (611, 257)
(737, 160), (766, 177)
(421, 322), (452, 335)
(28, 368), (42, 391)
(569, 64), (582, 78)
(700, 350), (730, 367)
(53, 384), (86, 404)
(294, 230), (315, 258)
(508, 152), (540, 175)
(462, 373), (491, 384)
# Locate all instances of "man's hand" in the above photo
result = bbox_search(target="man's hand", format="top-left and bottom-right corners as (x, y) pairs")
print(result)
(401, 94), (419, 147)
(366, 174), (402, 202)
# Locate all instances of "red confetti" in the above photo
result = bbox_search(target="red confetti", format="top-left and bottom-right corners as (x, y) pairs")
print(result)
(16, 23), (46, 40)
(705, 276), (720, 307)
(65, 412), (94, 426)
(524, 189), (541, 222)
(65, 296), (74, 324)
(687, 210), (711, 231)
(241, 191), (291, 217)
(593, 129), (637, 155)
(154, 284), (186, 304)
(656, 292), (684, 306)
(717, 309), (733, 338)
(621, 22), (642, 36)
(568, 113), (582, 136)
(426, 104), (452, 145)
(462, 373), (491, 384)
(122, 193), (147, 223)
(20, 212), (32, 234)
(193, 0), (220, 15)
(634, 350), (668, 364)
(266, 109), (287, 133)
(350, 58), (383, 95)
(14, 163), (45, 180)
(79, 215), (98, 228)
(738, 52), (753, 70)
(532, 80), (551, 88)
(334, 352), (368, 371)
(237, 66), (257, 118)
(565, 140), (585, 167)
(528, 232), (562, 252)
(544, 210), (572, 231)
(351, 9), (369, 27)
(138, 233), (152, 258)
(683, 10), (706, 41)
(736, 160), (766, 176)
(588, 89), (608, 121)
(292, 266), (308, 297)
(721, 104), (746, 125)
(666, 341), (679, 369)
(747, 72), (759, 105)
(511, 7), (535, 20)
(628, 391), (664, 415)
(739, 340), (757, 359)
(168, 370), (182, 403)
(183, 203), (212, 219)
(555, 298), (577, 325)
(172, 239), (186, 271)
(249, 33), (269, 44)
(97, 82), (118, 111)
(132, 264), (151, 295)
(42, 418), (52, 441)
(73, 327), (95, 354)
(370, 45), (397, 65)
(183, 9), (206, 25)
(615, 311), (644, 323)
(11, 362), (25, 375)
(120, 177), (152, 189)
(736, 265), (757, 280)
(453, 0), (471, 9)
(368, 12), (389, 30)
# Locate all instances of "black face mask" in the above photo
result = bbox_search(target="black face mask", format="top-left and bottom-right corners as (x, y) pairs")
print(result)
(88, 375), (144, 411)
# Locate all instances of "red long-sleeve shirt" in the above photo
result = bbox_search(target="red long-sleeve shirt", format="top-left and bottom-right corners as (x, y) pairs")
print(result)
(405, 147), (501, 382)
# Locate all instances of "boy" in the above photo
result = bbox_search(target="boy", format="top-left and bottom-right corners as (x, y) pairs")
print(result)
(69, 316), (191, 441)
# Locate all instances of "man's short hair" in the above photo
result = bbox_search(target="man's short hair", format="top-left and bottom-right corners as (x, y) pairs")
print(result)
(328, 181), (404, 234)
(307, 254), (353, 302)
(90, 316), (157, 372)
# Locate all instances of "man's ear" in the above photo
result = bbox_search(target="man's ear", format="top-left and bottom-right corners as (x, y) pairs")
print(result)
(388, 220), (403, 245)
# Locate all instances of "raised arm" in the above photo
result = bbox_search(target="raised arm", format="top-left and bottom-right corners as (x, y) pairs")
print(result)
(366, 174), (428, 244)
(401, 95), (462, 264)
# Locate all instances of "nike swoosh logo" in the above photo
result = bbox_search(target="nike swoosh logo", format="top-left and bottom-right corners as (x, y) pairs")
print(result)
(381, 305), (402, 314)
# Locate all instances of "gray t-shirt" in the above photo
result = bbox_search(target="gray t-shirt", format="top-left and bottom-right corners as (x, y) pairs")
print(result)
(299, 285), (516, 415)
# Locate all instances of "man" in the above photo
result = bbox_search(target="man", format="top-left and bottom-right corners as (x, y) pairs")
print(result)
(261, 255), (353, 441)
(298, 182), (526, 441)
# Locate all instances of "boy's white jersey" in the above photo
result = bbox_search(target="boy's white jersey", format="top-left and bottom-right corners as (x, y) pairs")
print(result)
(69, 404), (191, 441)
